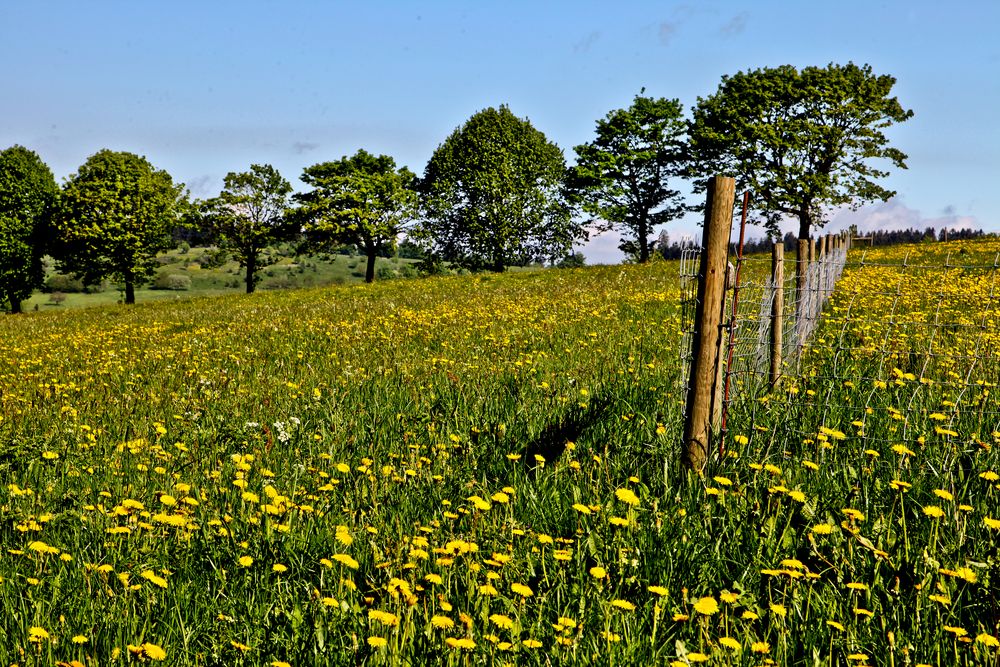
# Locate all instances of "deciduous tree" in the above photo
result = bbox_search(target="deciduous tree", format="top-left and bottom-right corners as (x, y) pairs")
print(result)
(689, 62), (913, 240)
(295, 150), (417, 283)
(417, 105), (581, 271)
(566, 93), (687, 263)
(54, 150), (184, 304)
(203, 164), (293, 293)
(0, 145), (58, 313)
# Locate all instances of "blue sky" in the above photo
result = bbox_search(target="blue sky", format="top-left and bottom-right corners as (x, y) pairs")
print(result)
(3, 1), (998, 262)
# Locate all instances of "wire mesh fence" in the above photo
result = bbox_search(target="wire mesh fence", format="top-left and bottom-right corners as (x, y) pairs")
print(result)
(679, 236), (849, 434)
(723, 240), (1000, 458)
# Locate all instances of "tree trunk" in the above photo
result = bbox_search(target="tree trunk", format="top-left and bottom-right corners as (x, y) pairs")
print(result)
(365, 248), (377, 283)
(638, 215), (650, 263)
(246, 253), (256, 294)
(124, 281), (135, 305)
(8, 293), (22, 314)
(798, 211), (812, 241)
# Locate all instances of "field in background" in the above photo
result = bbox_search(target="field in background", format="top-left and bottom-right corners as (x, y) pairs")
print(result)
(2, 239), (1000, 666)
(22, 244), (423, 310)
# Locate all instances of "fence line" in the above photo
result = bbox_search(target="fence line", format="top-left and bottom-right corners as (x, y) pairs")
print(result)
(722, 242), (1000, 459)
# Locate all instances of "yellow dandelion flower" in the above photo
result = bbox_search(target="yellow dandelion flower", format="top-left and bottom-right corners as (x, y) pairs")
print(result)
(751, 641), (770, 653)
(933, 489), (954, 501)
(693, 597), (719, 615)
(589, 566), (607, 579)
(142, 643), (167, 661)
(522, 639), (542, 648)
(445, 637), (475, 649)
(720, 591), (739, 603)
(272, 563), (288, 573)
(367, 636), (387, 648)
(944, 625), (968, 637)
(770, 603), (787, 618)
(238, 555), (253, 567)
(922, 505), (945, 518)
(615, 488), (640, 506)
(331, 553), (359, 569)
(611, 599), (635, 611)
(976, 633), (1000, 647)
(511, 583), (533, 598)
(431, 615), (455, 629)
(572, 503), (592, 515)
(719, 636), (741, 650)
(489, 614), (514, 630)
(648, 585), (669, 596)
(984, 517), (1000, 530)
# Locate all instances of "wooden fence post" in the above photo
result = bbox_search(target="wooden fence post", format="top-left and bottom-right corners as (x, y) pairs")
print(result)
(796, 238), (809, 351)
(770, 243), (784, 388)
(682, 175), (735, 472)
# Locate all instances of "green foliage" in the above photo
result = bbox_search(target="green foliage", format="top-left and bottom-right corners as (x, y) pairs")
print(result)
(295, 150), (417, 283)
(689, 62), (913, 239)
(53, 150), (185, 304)
(202, 164), (293, 294)
(152, 272), (192, 290)
(566, 94), (687, 263)
(417, 105), (582, 271)
(0, 145), (58, 313)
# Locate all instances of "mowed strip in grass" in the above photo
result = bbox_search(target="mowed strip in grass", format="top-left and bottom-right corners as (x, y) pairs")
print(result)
(2, 242), (1000, 666)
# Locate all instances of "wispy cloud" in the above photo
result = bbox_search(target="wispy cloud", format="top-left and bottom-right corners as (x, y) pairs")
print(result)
(292, 141), (319, 155)
(658, 21), (678, 46)
(184, 174), (216, 198)
(825, 198), (979, 235)
(573, 30), (601, 53)
(720, 12), (749, 37)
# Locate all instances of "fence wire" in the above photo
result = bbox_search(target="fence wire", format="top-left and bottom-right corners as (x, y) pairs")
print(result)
(724, 241), (1000, 459)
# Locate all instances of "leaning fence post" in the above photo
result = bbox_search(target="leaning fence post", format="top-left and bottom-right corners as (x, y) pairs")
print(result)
(770, 242), (784, 388)
(682, 175), (735, 472)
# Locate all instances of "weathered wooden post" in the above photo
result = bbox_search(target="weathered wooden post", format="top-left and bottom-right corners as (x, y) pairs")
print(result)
(796, 238), (809, 352)
(769, 242), (784, 388)
(682, 175), (735, 471)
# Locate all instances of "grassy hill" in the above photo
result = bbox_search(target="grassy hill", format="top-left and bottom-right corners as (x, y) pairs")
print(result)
(22, 244), (422, 310)
(2, 241), (1000, 665)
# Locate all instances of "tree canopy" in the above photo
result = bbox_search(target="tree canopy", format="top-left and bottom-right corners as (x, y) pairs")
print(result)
(203, 164), (293, 293)
(53, 150), (185, 304)
(417, 105), (581, 271)
(689, 62), (913, 240)
(295, 150), (417, 283)
(566, 93), (687, 263)
(0, 145), (58, 313)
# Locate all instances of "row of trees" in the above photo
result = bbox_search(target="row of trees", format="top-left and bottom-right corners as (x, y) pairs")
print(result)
(2, 62), (913, 312)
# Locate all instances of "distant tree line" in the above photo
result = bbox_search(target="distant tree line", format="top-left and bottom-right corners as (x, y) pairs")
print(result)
(3, 62), (919, 311)
(655, 226), (992, 260)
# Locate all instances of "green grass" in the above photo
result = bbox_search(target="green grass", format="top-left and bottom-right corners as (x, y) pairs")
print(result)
(1, 241), (1000, 666)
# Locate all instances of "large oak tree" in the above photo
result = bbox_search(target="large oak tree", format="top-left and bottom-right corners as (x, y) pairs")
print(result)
(53, 150), (184, 304)
(0, 145), (58, 313)
(202, 164), (293, 294)
(565, 93), (687, 263)
(417, 105), (581, 271)
(295, 150), (417, 283)
(689, 62), (913, 240)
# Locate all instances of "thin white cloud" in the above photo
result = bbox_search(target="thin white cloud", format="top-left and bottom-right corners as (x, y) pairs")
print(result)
(823, 198), (980, 235)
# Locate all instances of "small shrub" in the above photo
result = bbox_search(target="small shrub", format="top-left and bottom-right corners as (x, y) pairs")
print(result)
(376, 266), (397, 280)
(48, 291), (67, 305)
(152, 273), (191, 291)
(45, 274), (85, 293)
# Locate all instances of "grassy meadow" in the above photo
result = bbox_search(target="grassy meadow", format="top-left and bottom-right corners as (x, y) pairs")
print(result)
(1, 239), (1000, 666)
